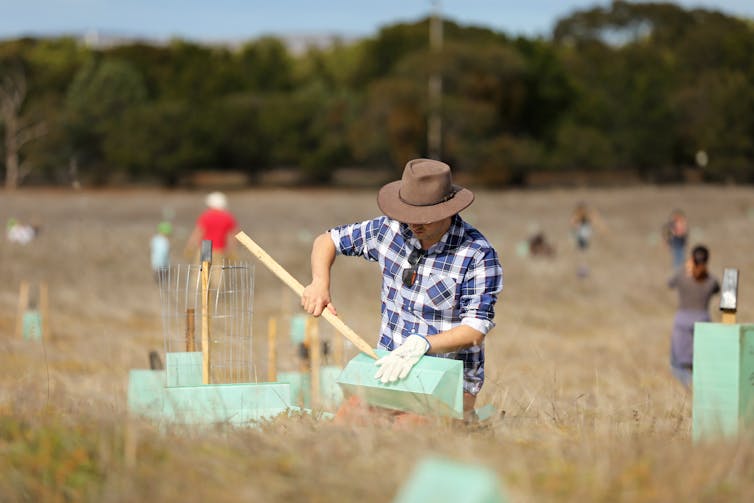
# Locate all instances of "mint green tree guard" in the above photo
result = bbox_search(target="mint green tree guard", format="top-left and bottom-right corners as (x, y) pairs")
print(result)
(22, 310), (43, 340)
(278, 371), (311, 408)
(693, 323), (754, 440)
(290, 314), (307, 345)
(160, 383), (291, 424)
(166, 352), (203, 387)
(393, 457), (508, 503)
(337, 350), (463, 419)
(279, 366), (344, 410)
(128, 370), (167, 420)
(129, 352), (292, 426)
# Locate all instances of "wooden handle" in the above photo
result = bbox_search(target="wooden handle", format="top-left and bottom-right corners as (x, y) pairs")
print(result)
(235, 231), (378, 359)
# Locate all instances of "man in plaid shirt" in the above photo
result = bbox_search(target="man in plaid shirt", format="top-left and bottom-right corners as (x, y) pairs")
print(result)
(302, 158), (503, 413)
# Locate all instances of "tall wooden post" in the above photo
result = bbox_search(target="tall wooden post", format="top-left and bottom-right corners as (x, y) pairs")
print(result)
(201, 240), (212, 384)
(16, 281), (29, 339)
(185, 308), (196, 351)
(39, 282), (49, 341)
(334, 330), (345, 367)
(308, 317), (320, 408)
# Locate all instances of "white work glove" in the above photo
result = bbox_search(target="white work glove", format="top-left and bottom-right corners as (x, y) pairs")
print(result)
(374, 334), (430, 384)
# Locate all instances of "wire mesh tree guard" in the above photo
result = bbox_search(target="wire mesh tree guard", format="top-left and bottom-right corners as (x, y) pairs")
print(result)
(157, 261), (255, 384)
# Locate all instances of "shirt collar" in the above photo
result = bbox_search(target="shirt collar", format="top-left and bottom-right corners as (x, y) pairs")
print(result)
(399, 214), (466, 255)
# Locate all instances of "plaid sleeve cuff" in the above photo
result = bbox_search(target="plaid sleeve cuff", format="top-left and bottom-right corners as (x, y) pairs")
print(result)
(461, 317), (494, 335)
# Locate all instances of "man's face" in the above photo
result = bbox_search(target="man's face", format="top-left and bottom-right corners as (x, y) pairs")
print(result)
(407, 217), (452, 246)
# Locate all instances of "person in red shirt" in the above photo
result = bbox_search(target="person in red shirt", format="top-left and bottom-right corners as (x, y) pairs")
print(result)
(184, 191), (238, 261)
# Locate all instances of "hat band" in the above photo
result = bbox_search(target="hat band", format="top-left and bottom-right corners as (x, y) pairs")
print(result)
(398, 188), (458, 207)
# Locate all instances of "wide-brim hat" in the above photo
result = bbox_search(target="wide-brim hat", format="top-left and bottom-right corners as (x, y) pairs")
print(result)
(377, 158), (474, 224)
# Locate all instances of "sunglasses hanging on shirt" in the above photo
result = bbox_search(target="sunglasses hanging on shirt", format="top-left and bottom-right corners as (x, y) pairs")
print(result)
(402, 248), (425, 288)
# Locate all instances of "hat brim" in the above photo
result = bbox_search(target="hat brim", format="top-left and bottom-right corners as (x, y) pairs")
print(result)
(377, 181), (474, 224)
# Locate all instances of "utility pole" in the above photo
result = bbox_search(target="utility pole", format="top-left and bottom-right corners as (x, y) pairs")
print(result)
(428, 0), (443, 160)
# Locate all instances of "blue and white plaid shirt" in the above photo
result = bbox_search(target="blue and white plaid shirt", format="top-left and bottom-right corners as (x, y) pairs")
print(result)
(329, 214), (503, 395)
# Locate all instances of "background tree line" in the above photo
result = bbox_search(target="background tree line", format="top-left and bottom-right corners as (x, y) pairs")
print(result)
(1, 1), (753, 189)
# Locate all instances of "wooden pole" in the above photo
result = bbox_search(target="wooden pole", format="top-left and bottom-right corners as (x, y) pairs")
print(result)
(185, 308), (195, 352)
(722, 311), (737, 324)
(308, 317), (320, 408)
(39, 282), (49, 341)
(267, 317), (277, 382)
(235, 231), (377, 359)
(16, 281), (29, 339)
(334, 332), (345, 367)
(201, 240), (213, 384)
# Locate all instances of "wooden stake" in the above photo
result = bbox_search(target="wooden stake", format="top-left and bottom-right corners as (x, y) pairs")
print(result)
(235, 231), (378, 359)
(334, 330), (345, 368)
(309, 317), (320, 408)
(124, 420), (137, 469)
(39, 282), (50, 341)
(185, 308), (195, 351)
(201, 240), (212, 384)
(16, 281), (29, 339)
(267, 317), (277, 382)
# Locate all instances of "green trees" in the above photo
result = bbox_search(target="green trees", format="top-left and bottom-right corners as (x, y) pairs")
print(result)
(553, 1), (754, 181)
(1, 3), (753, 187)
(65, 58), (148, 183)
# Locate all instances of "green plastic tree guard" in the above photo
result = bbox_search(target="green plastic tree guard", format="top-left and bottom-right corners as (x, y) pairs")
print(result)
(320, 365), (345, 408)
(278, 371), (311, 408)
(128, 352), (293, 426)
(22, 310), (43, 340)
(336, 350), (463, 419)
(393, 457), (508, 503)
(278, 366), (344, 410)
(290, 314), (307, 345)
(166, 352), (203, 387)
(128, 369), (167, 420)
(160, 382), (291, 425)
(693, 322), (754, 440)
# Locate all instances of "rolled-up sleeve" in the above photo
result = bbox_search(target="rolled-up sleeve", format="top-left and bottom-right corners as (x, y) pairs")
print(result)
(328, 217), (384, 262)
(459, 247), (503, 335)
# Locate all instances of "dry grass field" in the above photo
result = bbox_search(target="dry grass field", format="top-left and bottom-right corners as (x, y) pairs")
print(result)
(2, 185), (754, 502)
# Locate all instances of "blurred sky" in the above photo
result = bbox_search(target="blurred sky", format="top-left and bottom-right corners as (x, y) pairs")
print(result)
(1, 0), (753, 41)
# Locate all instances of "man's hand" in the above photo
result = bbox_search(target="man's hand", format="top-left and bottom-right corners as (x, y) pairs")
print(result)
(301, 280), (337, 317)
(374, 334), (430, 383)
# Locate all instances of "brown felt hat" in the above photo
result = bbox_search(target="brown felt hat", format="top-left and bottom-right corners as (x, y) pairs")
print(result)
(377, 158), (474, 224)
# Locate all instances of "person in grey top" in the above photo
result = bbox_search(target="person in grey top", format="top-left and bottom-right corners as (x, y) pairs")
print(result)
(668, 245), (720, 387)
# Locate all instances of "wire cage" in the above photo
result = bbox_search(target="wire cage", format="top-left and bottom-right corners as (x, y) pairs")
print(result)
(157, 262), (255, 384)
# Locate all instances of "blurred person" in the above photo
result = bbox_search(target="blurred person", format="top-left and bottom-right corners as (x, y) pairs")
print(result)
(662, 209), (688, 270)
(6, 217), (37, 245)
(184, 191), (238, 261)
(570, 202), (604, 277)
(301, 159), (503, 416)
(528, 231), (555, 258)
(668, 244), (720, 387)
(150, 221), (172, 283)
